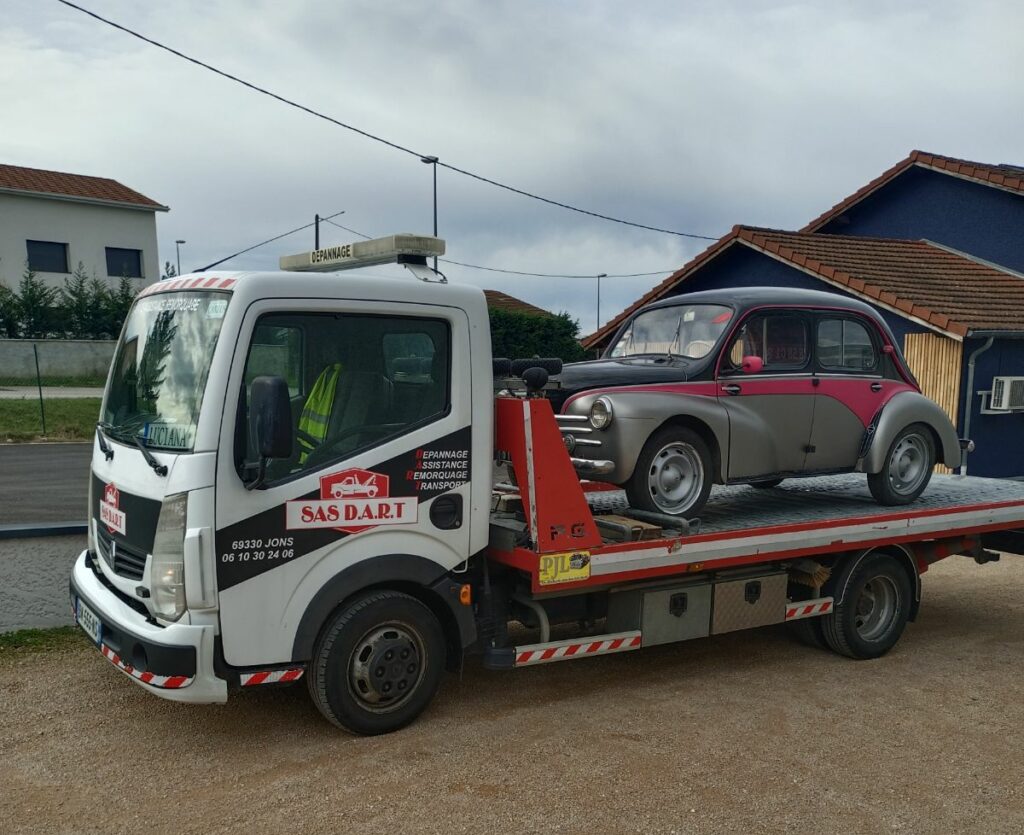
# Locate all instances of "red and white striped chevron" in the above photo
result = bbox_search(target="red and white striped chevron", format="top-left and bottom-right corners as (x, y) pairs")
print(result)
(515, 631), (642, 666)
(785, 597), (834, 621)
(240, 668), (304, 686)
(137, 276), (237, 297)
(101, 644), (193, 689)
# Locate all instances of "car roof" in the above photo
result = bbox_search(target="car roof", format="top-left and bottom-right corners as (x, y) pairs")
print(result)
(641, 286), (884, 320)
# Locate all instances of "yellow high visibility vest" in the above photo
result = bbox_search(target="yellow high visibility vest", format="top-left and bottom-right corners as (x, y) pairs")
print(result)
(297, 363), (341, 463)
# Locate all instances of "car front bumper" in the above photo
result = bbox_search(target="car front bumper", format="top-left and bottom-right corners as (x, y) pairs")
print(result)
(69, 549), (227, 704)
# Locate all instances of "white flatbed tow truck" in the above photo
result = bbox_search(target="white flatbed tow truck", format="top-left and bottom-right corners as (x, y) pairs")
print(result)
(69, 234), (1024, 734)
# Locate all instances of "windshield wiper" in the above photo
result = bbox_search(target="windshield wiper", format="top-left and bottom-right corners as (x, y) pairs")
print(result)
(667, 315), (683, 360)
(96, 422), (115, 461)
(134, 436), (168, 477)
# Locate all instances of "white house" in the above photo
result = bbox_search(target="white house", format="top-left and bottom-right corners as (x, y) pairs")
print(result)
(0, 164), (168, 291)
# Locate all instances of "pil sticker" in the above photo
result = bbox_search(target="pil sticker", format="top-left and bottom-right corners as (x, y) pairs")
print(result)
(538, 551), (591, 586)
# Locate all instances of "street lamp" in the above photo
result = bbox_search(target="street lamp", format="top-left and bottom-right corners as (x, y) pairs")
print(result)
(420, 156), (439, 271)
(596, 273), (608, 332)
(175, 240), (186, 276)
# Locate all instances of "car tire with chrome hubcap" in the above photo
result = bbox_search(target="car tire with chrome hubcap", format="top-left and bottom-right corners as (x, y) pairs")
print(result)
(308, 590), (445, 735)
(868, 423), (935, 505)
(627, 425), (713, 517)
(821, 552), (912, 659)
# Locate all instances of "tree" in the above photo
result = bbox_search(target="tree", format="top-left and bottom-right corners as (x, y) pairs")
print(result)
(106, 275), (139, 337)
(488, 308), (586, 363)
(14, 266), (59, 338)
(162, 261), (177, 280)
(60, 262), (93, 338)
(0, 282), (18, 338)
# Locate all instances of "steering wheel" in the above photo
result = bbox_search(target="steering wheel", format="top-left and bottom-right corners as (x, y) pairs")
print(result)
(302, 423), (405, 468)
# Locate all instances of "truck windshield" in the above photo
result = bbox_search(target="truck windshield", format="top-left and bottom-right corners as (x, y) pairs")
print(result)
(102, 292), (230, 452)
(609, 304), (732, 359)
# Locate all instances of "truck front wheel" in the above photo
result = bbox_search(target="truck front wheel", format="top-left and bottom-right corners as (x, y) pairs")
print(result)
(307, 590), (446, 735)
(821, 553), (912, 659)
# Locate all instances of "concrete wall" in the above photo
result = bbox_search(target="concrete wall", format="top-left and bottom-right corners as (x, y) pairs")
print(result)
(816, 167), (1024, 273)
(0, 192), (161, 291)
(0, 339), (115, 380)
(0, 534), (81, 632)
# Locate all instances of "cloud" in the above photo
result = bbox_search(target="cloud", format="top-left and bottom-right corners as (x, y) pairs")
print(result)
(1, 0), (1021, 333)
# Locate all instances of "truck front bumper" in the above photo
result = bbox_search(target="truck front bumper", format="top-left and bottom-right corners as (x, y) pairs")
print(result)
(69, 549), (227, 704)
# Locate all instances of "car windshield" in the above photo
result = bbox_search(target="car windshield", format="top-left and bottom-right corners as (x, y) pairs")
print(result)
(609, 304), (732, 359)
(102, 292), (230, 452)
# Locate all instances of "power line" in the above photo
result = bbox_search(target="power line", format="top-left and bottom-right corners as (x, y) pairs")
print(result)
(320, 217), (677, 278)
(195, 209), (346, 271)
(56, 0), (719, 242)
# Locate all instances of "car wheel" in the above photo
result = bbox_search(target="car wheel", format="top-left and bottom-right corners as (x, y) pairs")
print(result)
(867, 423), (935, 505)
(750, 478), (784, 489)
(307, 590), (446, 735)
(626, 425), (713, 517)
(820, 553), (912, 659)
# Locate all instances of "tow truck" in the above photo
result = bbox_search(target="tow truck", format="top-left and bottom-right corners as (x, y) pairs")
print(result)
(71, 234), (1024, 735)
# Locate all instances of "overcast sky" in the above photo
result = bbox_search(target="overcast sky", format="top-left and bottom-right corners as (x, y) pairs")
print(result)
(3, 0), (1022, 334)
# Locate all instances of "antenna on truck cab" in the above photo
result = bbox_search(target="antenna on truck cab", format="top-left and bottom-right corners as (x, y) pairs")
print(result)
(279, 233), (447, 282)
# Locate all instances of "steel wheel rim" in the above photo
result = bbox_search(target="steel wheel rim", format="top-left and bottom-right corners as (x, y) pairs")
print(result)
(887, 433), (929, 495)
(854, 576), (898, 641)
(647, 442), (704, 514)
(347, 621), (424, 713)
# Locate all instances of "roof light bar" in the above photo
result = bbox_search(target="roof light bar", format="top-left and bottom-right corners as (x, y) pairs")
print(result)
(279, 233), (445, 273)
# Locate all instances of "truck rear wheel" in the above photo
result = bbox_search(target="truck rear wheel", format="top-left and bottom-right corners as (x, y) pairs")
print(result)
(307, 590), (445, 735)
(821, 553), (912, 659)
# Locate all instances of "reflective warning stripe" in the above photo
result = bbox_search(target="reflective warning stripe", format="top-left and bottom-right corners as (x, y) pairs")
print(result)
(240, 668), (305, 686)
(100, 644), (193, 689)
(785, 597), (834, 621)
(515, 631), (642, 666)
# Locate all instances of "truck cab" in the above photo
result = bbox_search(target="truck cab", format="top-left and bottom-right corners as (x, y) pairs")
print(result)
(72, 235), (492, 729)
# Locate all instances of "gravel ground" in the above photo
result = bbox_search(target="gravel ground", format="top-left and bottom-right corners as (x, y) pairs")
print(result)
(2, 556), (1023, 835)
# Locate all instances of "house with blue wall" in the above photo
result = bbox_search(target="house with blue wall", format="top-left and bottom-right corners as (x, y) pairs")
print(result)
(585, 152), (1024, 478)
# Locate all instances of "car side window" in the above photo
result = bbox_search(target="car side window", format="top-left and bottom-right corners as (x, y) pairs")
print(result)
(237, 312), (451, 485)
(728, 313), (809, 371)
(817, 318), (878, 372)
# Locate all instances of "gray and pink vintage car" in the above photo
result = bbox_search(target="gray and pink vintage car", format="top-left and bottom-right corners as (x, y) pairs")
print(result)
(555, 287), (967, 517)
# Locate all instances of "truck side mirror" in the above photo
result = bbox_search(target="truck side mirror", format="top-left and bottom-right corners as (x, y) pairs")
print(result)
(251, 376), (293, 460)
(741, 355), (764, 374)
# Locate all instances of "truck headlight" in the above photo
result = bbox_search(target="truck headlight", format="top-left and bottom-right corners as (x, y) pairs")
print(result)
(151, 493), (188, 622)
(589, 397), (614, 430)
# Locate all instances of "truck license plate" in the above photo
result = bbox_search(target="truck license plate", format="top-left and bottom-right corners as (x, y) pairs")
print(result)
(76, 599), (102, 645)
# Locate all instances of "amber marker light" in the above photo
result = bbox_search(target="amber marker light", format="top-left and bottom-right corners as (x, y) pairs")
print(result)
(459, 584), (472, 606)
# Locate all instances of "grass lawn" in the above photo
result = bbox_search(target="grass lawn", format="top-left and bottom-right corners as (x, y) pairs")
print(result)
(0, 397), (101, 442)
(0, 375), (106, 387)
(0, 626), (87, 661)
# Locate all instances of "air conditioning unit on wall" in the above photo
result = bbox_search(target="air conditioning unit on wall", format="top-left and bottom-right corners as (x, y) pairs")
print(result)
(990, 376), (1024, 411)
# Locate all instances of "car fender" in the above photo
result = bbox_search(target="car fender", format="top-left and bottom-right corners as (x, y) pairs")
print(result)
(861, 390), (961, 472)
(564, 389), (730, 483)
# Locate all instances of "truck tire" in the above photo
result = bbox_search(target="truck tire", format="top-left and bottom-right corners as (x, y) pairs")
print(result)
(867, 423), (935, 505)
(787, 615), (828, 650)
(626, 425), (713, 517)
(307, 590), (446, 735)
(821, 553), (912, 659)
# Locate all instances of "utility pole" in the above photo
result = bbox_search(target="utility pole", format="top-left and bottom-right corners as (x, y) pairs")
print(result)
(175, 239), (186, 276)
(596, 273), (607, 332)
(315, 214), (320, 250)
(421, 156), (439, 271)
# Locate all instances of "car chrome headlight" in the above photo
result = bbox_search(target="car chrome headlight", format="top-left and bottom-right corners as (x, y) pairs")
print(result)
(589, 397), (614, 430)
(151, 493), (188, 622)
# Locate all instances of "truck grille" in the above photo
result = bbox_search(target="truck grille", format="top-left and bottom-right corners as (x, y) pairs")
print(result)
(96, 529), (149, 581)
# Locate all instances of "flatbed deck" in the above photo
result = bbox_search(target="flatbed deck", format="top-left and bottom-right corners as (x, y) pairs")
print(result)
(489, 474), (1024, 594)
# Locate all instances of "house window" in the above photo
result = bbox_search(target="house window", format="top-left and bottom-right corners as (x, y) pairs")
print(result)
(26, 240), (69, 273)
(106, 247), (144, 278)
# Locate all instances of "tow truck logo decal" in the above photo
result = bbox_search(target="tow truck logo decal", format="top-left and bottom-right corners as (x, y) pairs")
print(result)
(100, 483), (126, 536)
(285, 468), (417, 533)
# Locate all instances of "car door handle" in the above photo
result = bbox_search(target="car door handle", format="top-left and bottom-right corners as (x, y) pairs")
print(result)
(870, 382), (883, 392)
(722, 384), (742, 396)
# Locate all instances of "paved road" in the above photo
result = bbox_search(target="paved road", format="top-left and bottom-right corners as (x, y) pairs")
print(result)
(0, 443), (91, 525)
(2, 557), (1023, 834)
(0, 386), (104, 399)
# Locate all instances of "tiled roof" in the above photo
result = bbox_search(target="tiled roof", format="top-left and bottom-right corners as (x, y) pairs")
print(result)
(801, 150), (1023, 233)
(483, 289), (553, 317)
(0, 164), (167, 211)
(582, 226), (1024, 348)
